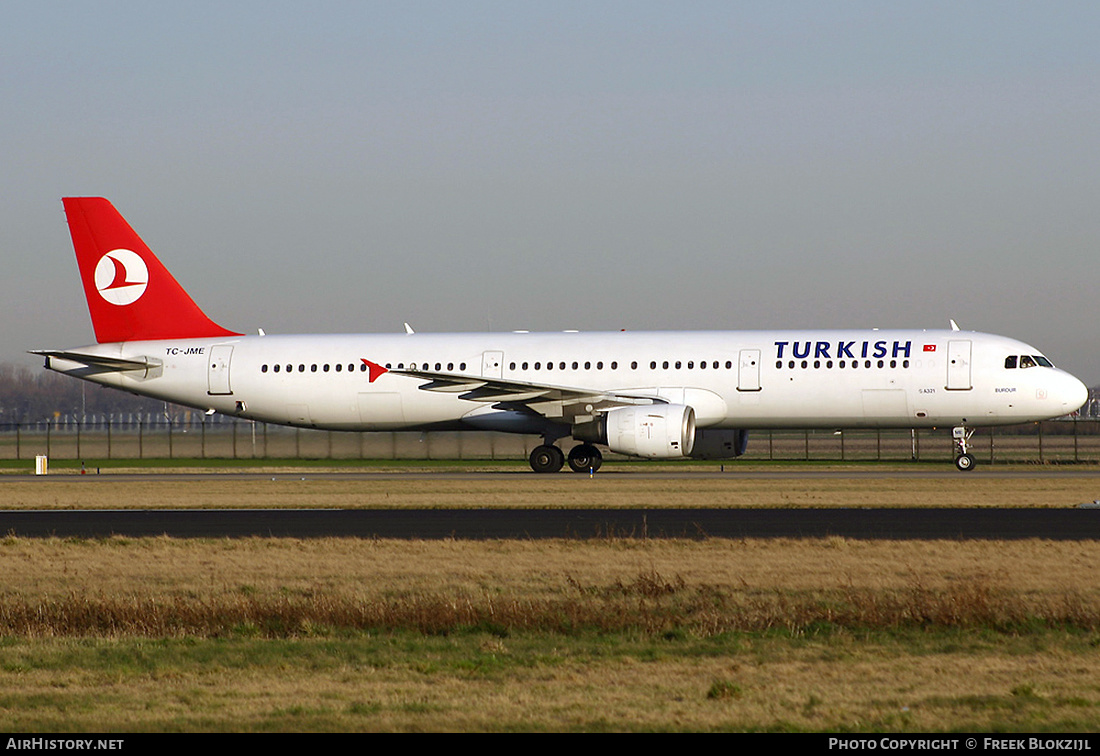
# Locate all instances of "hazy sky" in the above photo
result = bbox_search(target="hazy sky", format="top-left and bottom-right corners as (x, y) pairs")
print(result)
(5, 2), (1100, 382)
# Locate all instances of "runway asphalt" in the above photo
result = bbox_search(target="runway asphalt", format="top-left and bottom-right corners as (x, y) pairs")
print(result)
(4, 467), (1099, 539)
(2, 506), (1098, 540)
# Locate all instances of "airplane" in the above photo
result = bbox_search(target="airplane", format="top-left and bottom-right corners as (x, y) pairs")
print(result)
(33, 197), (1088, 473)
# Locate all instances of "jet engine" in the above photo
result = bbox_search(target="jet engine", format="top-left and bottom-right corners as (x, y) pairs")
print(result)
(575, 404), (696, 458)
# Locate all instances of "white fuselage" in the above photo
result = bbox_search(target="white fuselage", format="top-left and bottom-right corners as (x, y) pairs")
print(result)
(46, 328), (1088, 435)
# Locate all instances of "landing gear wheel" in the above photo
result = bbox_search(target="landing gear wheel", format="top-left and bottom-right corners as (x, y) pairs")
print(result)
(567, 444), (603, 473)
(955, 453), (975, 472)
(529, 444), (565, 473)
(952, 426), (976, 472)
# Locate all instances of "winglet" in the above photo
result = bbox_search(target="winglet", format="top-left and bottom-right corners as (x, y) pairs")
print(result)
(63, 197), (240, 343)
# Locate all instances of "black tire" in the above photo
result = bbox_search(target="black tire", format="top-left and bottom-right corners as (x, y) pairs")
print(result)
(530, 445), (565, 473)
(955, 453), (976, 472)
(567, 444), (603, 473)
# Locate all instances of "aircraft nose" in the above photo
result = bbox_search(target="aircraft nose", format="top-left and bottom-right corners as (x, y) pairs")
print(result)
(1061, 372), (1089, 413)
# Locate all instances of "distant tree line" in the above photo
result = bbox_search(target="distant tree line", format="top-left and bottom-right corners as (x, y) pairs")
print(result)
(0, 362), (175, 424)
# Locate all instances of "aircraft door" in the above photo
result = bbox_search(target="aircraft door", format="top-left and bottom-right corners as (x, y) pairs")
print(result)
(481, 350), (503, 379)
(207, 345), (233, 395)
(737, 349), (761, 392)
(946, 340), (972, 391)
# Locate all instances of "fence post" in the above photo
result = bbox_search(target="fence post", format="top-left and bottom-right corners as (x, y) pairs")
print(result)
(989, 427), (995, 465)
(1074, 417), (1079, 463)
(768, 430), (773, 460)
(107, 418), (112, 459)
(16, 423), (20, 460)
(1038, 423), (1044, 464)
(804, 430), (809, 460)
(76, 419), (82, 460)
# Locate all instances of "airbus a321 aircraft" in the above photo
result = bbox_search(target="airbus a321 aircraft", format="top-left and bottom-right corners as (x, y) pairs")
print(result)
(34, 198), (1088, 473)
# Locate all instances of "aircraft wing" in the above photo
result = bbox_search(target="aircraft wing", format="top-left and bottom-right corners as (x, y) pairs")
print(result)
(386, 367), (664, 421)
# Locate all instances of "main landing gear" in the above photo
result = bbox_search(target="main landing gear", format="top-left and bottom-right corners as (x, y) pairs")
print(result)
(953, 425), (976, 471)
(529, 444), (564, 473)
(528, 443), (603, 473)
(567, 443), (603, 473)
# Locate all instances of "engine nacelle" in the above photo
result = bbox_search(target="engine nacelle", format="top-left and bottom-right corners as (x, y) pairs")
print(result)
(689, 429), (749, 459)
(597, 404), (696, 459)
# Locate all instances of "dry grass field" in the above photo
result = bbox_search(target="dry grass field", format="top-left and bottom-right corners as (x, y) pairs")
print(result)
(0, 535), (1098, 731)
(3, 464), (1100, 510)
(1, 464), (1099, 731)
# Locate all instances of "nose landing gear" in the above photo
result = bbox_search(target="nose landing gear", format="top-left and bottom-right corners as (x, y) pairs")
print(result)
(953, 426), (976, 471)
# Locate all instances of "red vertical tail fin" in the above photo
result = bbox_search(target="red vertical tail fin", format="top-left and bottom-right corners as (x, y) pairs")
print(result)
(63, 197), (240, 343)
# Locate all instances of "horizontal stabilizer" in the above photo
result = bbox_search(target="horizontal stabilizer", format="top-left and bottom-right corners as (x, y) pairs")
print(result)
(29, 349), (161, 372)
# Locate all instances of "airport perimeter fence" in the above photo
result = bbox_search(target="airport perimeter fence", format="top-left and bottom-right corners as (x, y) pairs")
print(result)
(1, 415), (1099, 466)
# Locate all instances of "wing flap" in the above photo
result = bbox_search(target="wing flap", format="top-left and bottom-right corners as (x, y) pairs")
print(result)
(387, 367), (663, 421)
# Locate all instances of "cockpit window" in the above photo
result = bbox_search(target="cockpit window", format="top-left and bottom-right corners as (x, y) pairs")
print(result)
(1007, 354), (1054, 369)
